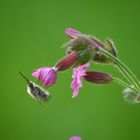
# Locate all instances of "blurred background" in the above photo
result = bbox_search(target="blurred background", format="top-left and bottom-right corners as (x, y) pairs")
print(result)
(1, 0), (140, 140)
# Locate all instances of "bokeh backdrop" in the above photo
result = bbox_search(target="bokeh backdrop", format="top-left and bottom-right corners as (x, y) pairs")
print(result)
(1, 0), (140, 140)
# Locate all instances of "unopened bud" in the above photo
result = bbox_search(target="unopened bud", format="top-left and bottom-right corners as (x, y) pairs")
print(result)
(65, 28), (81, 38)
(84, 71), (112, 84)
(56, 51), (79, 71)
(105, 38), (117, 57)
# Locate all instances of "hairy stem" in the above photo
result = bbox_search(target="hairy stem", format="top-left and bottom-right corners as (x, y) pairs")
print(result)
(99, 48), (140, 92)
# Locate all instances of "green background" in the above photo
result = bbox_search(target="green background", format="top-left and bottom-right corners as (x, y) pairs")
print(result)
(1, 0), (140, 140)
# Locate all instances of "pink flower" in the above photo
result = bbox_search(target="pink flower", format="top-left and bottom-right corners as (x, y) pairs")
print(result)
(71, 63), (90, 98)
(32, 67), (57, 87)
(71, 63), (112, 98)
(69, 136), (81, 140)
(65, 28), (81, 38)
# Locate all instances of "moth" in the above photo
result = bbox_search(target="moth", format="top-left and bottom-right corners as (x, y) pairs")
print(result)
(19, 72), (51, 102)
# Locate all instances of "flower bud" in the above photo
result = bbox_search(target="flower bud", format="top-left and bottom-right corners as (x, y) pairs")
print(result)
(56, 51), (79, 71)
(65, 28), (81, 38)
(84, 71), (112, 84)
(105, 38), (117, 57)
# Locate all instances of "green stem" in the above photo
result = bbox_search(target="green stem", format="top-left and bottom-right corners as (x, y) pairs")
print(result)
(113, 77), (139, 93)
(115, 64), (135, 87)
(99, 48), (140, 92)
(115, 62), (139, 90)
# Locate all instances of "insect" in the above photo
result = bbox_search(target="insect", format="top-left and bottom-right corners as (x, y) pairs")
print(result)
(19, 72), (51, 102)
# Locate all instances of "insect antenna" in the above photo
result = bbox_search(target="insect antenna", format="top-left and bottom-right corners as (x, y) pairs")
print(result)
(19, 72), (30, 83)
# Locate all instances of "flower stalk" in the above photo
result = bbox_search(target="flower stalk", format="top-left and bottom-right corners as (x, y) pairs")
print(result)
(98, 47), (140, 92)
(113, 77), (138, 93)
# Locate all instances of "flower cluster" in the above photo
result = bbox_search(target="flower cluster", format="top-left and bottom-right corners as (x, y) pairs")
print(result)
(32, 28), (113, 98)
(31, 28), (140, 103)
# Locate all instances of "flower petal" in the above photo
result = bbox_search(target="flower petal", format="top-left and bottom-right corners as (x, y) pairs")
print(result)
(71, 63), (89, 98)
(32, 68), (42, 80)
